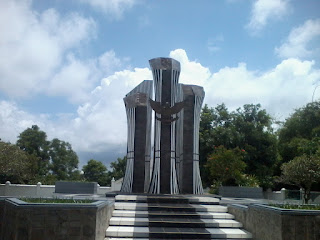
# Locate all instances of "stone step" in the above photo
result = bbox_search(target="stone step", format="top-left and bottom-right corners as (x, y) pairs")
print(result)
(115, 195), (220, 205)
(106, 195), (251, 239)
(106, 226), (252, 239)
(106, 239), (250, 240)
(114, 202), (228, 212)
(112, 210), (235, 219)
(109, 217), (243, 228)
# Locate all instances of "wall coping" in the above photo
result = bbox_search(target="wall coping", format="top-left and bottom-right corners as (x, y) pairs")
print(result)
(5, 197), (112, 210)
(229, 203), (248, 209)
(248, 203), (320, 216)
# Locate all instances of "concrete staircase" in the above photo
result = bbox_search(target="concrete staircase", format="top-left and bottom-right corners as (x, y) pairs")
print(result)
(105, 195), (252, 239)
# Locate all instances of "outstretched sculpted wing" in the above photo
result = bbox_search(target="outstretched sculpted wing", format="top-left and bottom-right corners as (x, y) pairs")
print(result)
(149, 98), (163, 114)
(149, 99), (184, 116)
(167, 101), (184, 115)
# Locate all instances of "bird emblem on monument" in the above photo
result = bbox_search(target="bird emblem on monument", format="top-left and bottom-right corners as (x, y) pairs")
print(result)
(149, 99), (184, 123)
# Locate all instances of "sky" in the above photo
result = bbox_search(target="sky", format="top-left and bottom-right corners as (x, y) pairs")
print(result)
(1, 0), (320, 168)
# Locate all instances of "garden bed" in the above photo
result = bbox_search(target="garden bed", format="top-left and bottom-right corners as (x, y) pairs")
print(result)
(228, 203), (320, 240)
(0, 197), (114, 240)
(20, 197), (94, 204)
(270, 203), (320, 210)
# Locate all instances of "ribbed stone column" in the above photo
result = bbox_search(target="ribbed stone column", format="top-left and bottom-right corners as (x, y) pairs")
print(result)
(148, 58), (180, 194)
(180, 85), (205, 194)
(121, 80), (153, 193)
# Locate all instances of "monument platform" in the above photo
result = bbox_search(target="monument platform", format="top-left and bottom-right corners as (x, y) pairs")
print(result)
(105, 194), (252, 239)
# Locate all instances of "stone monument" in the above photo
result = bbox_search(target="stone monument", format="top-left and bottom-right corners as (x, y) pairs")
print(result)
(121, 57), (204, 194)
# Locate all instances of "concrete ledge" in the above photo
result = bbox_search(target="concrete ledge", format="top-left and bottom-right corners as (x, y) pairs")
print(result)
(219, 186), (263, 199)
(228, 203), (320, 240)
(55, 181), (98, 194)
(1, 197), (115, 240)
(252, 203), (320, 216)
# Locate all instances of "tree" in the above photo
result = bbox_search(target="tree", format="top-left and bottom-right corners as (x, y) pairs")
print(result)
(206, 146), (246, 187)
(109, 156), (127, 181)
(16, 125), (50, 177)
(233, 104), (279, 188)
(0, 141), (37, 183)
(82, 159), (110, 186)
(281, 154), (320, 203)
(199, 103), (279, 188)
(278, 101), (320, 163)
(49, 138), (79, 181)
(199, 104), (215, 187)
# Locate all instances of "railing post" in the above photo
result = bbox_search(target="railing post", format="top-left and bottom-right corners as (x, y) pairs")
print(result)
(111, 178), (115, 191)
(280, 188), (286, 201)
(36, 182), (41, 197)
(5, 181), (11, 196)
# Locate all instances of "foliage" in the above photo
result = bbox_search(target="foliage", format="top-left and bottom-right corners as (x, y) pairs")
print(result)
(199, 104), (215, 187)
(82, 159), (110, 186)
(20, 197), (94, 204)
(237, 174), (260, 187)
(278, 101), (320, 163)
(281, 154), (320, 203)
(199, 103), (279, 188)
(14, 125), (81, 184)
(206, 146), (246, 187)
(269, 204), (320, 210)
(49, 138), (79, 181)
(109, 156), (127, 181)
(16, 125), (50, 177)
(0, 141), (37, 183)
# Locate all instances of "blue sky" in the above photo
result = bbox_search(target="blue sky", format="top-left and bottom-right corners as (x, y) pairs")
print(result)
(1, 0), (320, 167)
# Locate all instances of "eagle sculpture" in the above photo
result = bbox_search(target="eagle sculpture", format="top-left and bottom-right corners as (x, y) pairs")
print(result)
(149, 98), (184, 123)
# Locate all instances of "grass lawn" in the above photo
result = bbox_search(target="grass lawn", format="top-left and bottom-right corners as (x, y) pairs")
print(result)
(20, 198), (95, 204)
(270, 204), (320, 210)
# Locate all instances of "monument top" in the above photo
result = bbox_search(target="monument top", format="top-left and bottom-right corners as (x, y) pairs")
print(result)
(149, 57), (180, 71)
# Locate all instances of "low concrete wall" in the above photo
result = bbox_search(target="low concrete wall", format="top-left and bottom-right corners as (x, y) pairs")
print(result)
(0, 182), (55, 198)
(55, 181), (98, 194)
(1, 198), (114, 240)
(0, 182), (117, 198)
(0, 198), (5, 238)
(264, 188), (320, 204)
(228, 204), (320, 240)
(219, 186), (263, 199)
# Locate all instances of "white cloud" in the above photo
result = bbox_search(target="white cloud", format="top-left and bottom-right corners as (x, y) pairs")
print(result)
(170, 49), (319, 119)
(275, 19), (320, 59)
(47, 54), (98, 103)
(169, 49), (211, 86)
(0, 101), (51, 144)
(246, 0), (291, 34)
(0, 66), (152, 151)
(207, 58), (319, 119)
(0, 0), (96, 100)
(1, 49), (319, 164)
(207, 35), (224, 53)
(79, 0), (138, 20)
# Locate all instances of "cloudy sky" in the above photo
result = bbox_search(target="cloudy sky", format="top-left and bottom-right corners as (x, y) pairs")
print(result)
(1, 0), (320, 167)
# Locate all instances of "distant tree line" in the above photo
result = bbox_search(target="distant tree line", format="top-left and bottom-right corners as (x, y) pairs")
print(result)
(0, 125), (126, 186)
(200, 101), (320, 203)
(1, 101), (319, 203)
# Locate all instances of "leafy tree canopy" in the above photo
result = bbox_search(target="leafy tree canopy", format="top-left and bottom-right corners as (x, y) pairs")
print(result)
(82, 159), (110, 186)
(0, 141), (37, 183)
(16, 125), (50, 177)
(14, 125), (80, 184)
(206, 146), (246, 186)
(109, 156), (127, 181)
(281, 154), (320, 203)
(278, 101), (320, 162)
(200, 103), (279, 188)
(49, 138), (79, 181)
